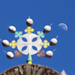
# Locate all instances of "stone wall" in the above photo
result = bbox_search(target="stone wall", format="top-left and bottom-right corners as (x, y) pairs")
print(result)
(0, 64), (60, 75)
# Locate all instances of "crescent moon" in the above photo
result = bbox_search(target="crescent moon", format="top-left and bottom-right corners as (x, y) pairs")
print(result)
(58, 23), (68, 31)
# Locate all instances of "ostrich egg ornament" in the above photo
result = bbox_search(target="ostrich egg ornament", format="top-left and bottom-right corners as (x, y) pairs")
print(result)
(6, 52), (14, 59)
(50, 38), (58, 46)
(9, 26), (16, 33)
(46, 51), (53, 58)
(26, 18), (33, 26)
(43, 25), (51, 33)
(2, 40), (9, 47)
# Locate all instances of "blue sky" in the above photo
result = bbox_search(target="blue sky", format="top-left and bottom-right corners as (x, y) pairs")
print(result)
(0, 0), (75, 75)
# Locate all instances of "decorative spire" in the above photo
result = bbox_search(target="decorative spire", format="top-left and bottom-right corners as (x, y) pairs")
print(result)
(27, 54), (32, 64)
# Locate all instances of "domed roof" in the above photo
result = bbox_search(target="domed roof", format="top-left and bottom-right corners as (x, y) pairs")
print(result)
(0, 64), (60, 75)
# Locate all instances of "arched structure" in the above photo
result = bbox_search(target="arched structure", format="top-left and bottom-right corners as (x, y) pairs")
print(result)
(0, 64), (60, 75)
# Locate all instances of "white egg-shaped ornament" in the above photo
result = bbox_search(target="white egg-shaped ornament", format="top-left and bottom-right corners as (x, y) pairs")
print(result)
(6, 52), (14, 59)
(26, 18), (33, 26)
(50, 38), (58, 46)
(2, 40), (9, 47)
(9, 26), (16, 33)
(43, 25), (51, 33)
(45, 51), (53, 58)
